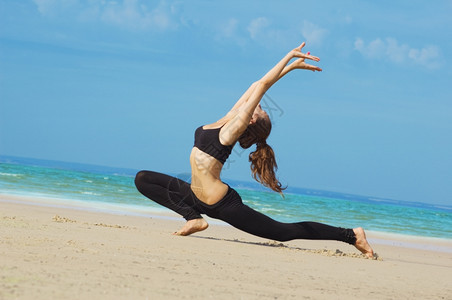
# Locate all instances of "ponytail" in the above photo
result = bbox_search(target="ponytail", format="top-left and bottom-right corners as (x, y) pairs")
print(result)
(249, 142), (286, 194)
(238, 118), (286, 194)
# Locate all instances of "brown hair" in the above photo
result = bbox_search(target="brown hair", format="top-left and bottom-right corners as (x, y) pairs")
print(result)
(238, 117), (286, 194)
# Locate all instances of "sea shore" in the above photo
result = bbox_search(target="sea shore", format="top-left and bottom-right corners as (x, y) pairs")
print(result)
(1, 194), (451, 299)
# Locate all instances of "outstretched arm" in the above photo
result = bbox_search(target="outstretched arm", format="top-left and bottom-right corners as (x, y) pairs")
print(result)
(237, 43), (319, 120)
(228, 43), (320, 114)
(228, 81), (259, 112)
(230, 43), (320, 111)
(221, 43), (320, 143)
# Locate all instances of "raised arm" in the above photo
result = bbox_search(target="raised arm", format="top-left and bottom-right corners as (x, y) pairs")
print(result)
(228, 81), (260, 112)
(236, 44), (319, 123)
(231, 43), (322, 115)
(228, 43), (321, 114)
(221, 43), (321, 144)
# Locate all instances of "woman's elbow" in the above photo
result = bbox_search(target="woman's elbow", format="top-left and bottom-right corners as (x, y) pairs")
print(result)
(256, 79), (272, 89)
(255, 80), (271, 90)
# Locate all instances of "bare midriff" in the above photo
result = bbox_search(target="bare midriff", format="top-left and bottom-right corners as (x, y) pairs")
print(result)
(190, 147), (229, 205)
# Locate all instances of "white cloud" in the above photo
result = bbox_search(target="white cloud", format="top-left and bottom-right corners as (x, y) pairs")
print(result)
(99, 0), (176, 31)
(408, 46), (440, 68)
(247, 17), (270, 39)
(354, 38), (385, 59)
(221, 18), (239, 38)
(301, 21), (328, 46)
(354, 37), (441, 69)
(34, 0), (177, 32)
(214, 18), (248, 47)
(33, 0), (78, 16)
(234, 17), (297, 50)
(385, 38), (410, 63)
(216, 17), (290, 49)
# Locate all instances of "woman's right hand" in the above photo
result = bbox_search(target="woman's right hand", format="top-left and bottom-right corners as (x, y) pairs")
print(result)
(290, 42), (320, 62)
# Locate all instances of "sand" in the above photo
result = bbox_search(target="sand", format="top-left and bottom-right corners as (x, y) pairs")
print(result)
(1, 194), (451, 300)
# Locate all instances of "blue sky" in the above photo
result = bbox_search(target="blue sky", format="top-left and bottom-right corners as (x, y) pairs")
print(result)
(1, 0), (451, 205)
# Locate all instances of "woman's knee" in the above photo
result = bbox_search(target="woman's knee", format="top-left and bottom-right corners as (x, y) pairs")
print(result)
(134, 170), (150, 189)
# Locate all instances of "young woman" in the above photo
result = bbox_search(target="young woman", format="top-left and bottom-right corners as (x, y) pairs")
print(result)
(135, 42), (374, 259)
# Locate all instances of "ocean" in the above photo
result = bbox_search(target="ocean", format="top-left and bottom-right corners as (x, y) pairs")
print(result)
(1, 156), (451, 240)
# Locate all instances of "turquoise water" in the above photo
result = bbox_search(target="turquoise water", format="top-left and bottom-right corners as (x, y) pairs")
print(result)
(0, 159), (451, 239)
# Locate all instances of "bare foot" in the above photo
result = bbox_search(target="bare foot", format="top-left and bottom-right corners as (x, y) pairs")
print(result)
(353, 227), (375, 259)
(173, 218), (209, 236)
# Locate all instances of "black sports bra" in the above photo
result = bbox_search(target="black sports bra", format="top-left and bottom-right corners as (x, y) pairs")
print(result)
(193, 125), (235, 164)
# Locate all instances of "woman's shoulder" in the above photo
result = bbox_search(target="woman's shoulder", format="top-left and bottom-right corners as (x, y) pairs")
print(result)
(203, 113), (235, 129)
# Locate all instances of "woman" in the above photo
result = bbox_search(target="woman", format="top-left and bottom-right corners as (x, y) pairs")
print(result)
(135, 42), (374, 259)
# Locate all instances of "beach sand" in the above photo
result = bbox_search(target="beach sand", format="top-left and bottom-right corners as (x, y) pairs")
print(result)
(1, 194), (451, 299)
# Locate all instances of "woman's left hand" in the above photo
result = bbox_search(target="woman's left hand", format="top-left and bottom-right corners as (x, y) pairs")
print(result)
(288, 58), (322, 72)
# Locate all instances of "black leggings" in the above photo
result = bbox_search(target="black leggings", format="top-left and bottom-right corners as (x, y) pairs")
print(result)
(134, 170), (356, 244)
